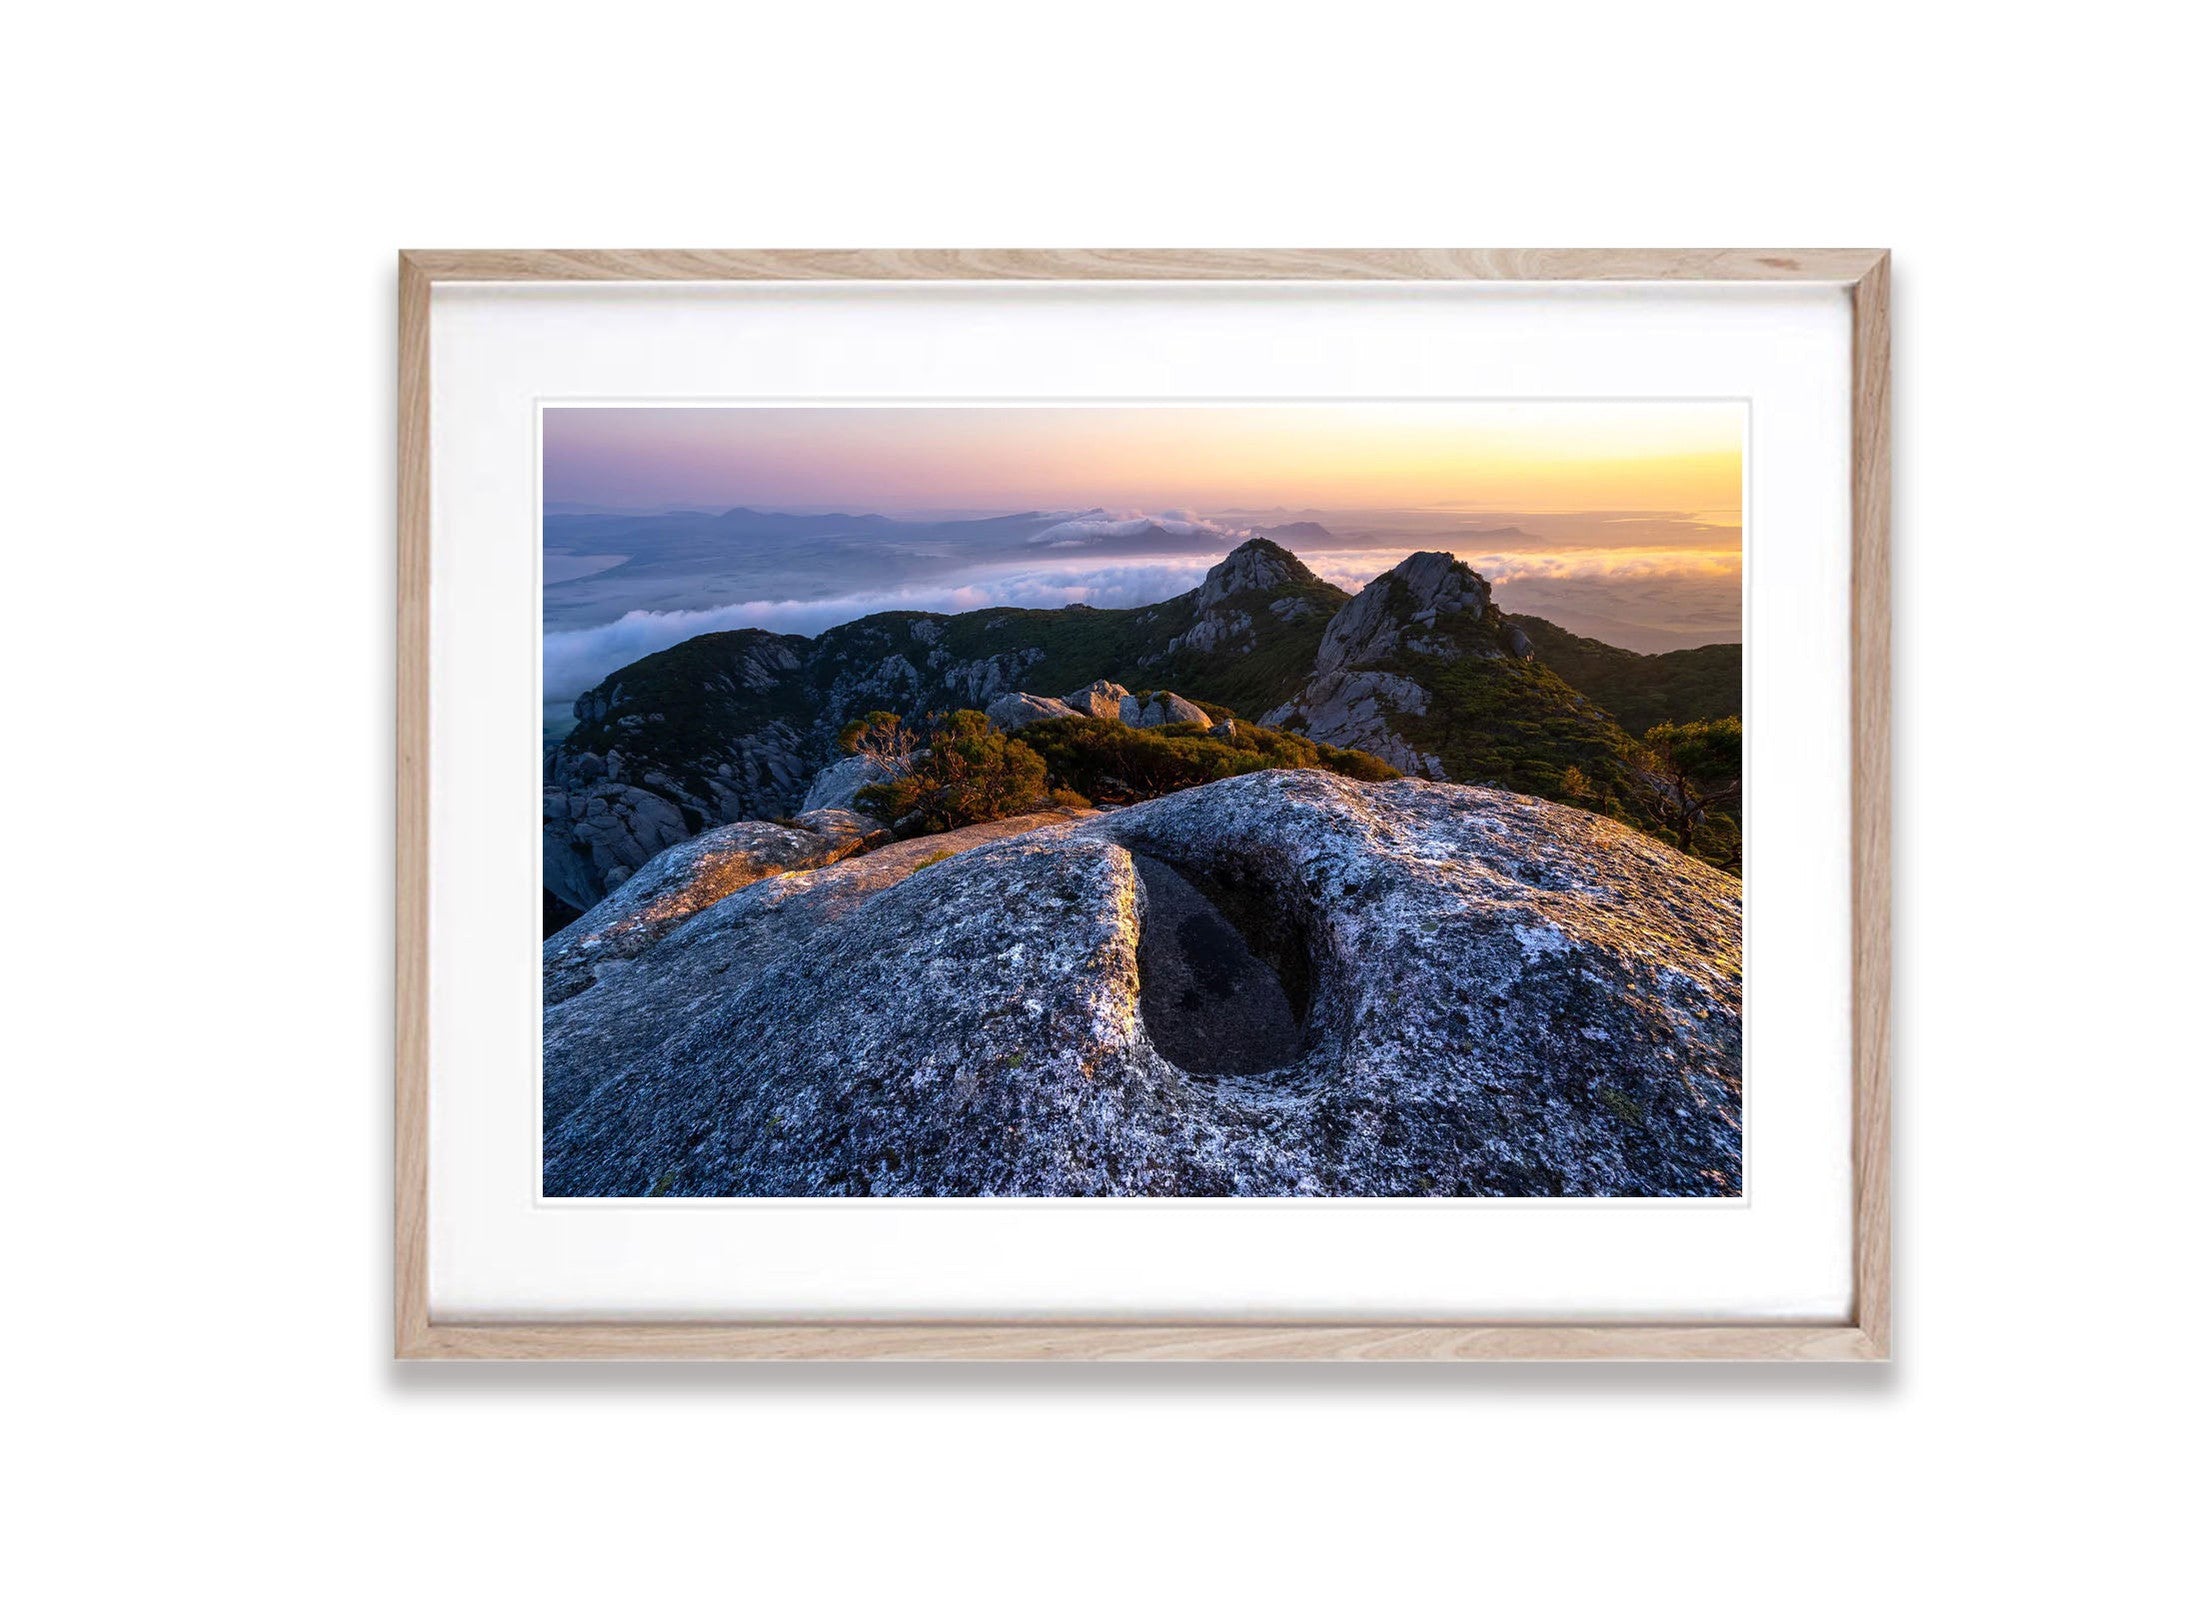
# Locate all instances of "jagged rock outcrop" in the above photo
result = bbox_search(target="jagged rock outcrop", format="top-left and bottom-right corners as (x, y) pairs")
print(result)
(1263, 551), (1650, 803)
(1263, 669), (1441, 777)
(1196, 539), (1318, 607)
(1258, 550), (1494, 778)
(544, 769), (1741, 1198)
(544, 630), (820, 909)
(1162, 538), (1336, 659)
(542, 780), (697, 914)
(1313, 550), (1493, 676)
(1166, 606), (1253, 655)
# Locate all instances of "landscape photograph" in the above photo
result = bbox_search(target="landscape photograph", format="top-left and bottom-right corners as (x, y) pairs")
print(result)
(541, 403), (1745, 1198)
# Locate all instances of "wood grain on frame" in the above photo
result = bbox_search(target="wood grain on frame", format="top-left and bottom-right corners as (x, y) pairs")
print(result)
(400, 247), (1885, 285)
(396, 253), (432, 1360)
(395, 248), (1892, 1360)
(404, 1321), (1879, 1361)
(1850, 255), (1893, 1358)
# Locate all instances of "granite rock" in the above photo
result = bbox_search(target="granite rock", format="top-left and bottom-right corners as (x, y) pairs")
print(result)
(544, 770), (1741, 1197)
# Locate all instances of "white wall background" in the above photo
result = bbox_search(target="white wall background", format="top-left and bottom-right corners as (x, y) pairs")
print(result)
(8, 3), (2190, 1593)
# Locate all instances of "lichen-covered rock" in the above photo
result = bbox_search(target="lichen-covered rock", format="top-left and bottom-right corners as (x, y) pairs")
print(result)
(544, 770), (1741, 1198)
(790, 807), (887, 854)
(542, 819), (867, 1005)
(541, 807), (1095, 1135)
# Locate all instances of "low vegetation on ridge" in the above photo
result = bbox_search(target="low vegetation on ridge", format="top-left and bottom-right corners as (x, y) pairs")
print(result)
(852, 703), (1400, 835)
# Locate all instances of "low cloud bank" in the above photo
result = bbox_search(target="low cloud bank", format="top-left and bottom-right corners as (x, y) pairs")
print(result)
(1027, 508), (1238, 547)
(543, 556), (1221, 713)
(542, 541), (1743, 725)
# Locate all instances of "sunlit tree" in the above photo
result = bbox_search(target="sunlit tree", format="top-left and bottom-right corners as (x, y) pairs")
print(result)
(837, 710), (919, 776)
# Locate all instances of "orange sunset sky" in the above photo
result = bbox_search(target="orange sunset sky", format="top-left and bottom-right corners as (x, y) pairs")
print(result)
(543, 402), (1743, 519)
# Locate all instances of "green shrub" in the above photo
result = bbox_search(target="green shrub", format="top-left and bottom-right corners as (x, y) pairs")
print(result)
(1313, 743), (1400, 783)
(1016, 714), (1398, 804)
(843, 702), (1400, 834)
(855, 709), (1052, 835)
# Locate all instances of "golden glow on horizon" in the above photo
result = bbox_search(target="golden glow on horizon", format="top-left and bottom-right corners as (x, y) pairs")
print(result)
(544, 402), (1745, 519)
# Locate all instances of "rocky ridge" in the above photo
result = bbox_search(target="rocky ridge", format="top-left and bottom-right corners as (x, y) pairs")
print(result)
(545, 540), (1737, 916)
(1263, 551), (1656, 821)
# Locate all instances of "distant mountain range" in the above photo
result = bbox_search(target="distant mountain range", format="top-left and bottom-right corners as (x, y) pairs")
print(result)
(538, 504), (1565, 632)
(544, 539), (1740, 913)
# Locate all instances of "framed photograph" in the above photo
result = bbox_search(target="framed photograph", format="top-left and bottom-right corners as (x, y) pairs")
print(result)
(398, 249), (1889, 1359)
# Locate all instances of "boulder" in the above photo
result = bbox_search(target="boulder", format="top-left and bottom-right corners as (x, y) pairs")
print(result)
(544, 769), (1741, 1198)
(800, 754), (893, 813)
(1064, 681), (1133, 720)
(791, 807), (888, 854)
(1136, 691), (1213, 729)
(984, 691), (1079, 730)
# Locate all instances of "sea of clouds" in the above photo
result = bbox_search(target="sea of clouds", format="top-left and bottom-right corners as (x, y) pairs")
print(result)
(542, 555), (1225, 715)
(541, 542), (1742, 726)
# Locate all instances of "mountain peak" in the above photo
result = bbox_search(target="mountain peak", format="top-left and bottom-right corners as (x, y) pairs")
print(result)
(1386, 550), (1495, 613)
(1310, 551), (1495, 678)
(1196, 538), (1319, 608)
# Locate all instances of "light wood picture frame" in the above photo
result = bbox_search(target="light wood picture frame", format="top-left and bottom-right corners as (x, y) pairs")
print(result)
(397, 248), (1890, 1360)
